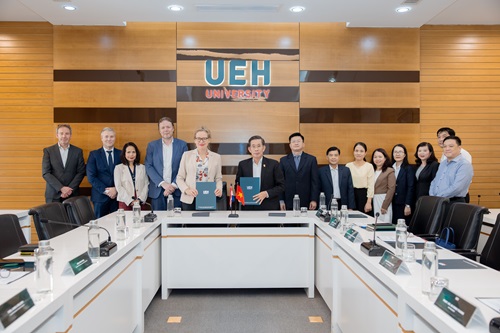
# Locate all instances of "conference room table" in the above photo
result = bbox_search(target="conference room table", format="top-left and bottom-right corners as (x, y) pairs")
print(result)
(1, 210), (500, 333)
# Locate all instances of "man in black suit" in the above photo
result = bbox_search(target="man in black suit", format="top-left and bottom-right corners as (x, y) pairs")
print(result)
(42, 124), (86, 203)
(235, 135), (285, 210)
(279, 132), (319, 211)
(318, 146), (356, 210)
(86, 127), (122, 218)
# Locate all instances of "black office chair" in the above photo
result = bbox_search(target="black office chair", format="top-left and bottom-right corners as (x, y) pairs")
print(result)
(29, 202), (73, 240)
(408, 196), (449, 237)
(0, 214), (28, 258)
(480, 214), (500, 270)
(216, 181), (228, 211)
(63, 196), (96, 226)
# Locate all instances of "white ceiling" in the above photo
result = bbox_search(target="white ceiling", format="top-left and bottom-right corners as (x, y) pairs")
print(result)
(1, 0), (499, 27)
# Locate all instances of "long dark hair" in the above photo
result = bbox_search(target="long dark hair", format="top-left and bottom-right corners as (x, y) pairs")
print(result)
(391, 144), (409, 167)
(414, 142), (438, 165)
(371, 148), (391, 172)
(120, 142), (141, 165)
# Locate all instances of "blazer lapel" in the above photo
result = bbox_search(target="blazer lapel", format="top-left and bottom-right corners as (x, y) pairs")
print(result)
(53, 145), (65, 170)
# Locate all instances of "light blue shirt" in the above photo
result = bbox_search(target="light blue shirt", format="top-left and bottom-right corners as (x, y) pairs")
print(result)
(429, 154), (473, 198)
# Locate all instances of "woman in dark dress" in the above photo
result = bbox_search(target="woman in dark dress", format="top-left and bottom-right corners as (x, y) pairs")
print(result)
(414, 142), (439, 200)
(391, 144), (415, 225)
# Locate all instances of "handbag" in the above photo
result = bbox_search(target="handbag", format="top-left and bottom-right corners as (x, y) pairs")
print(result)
(436, 227), (456, 249)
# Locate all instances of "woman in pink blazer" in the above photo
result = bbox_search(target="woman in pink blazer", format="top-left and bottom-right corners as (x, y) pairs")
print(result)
(114, 142), (149, 210)
(176, 127), (223, 211)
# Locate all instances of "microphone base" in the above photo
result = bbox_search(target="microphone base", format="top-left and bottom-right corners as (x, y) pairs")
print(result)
(228, 213), (239, 218)
(100, 241), (117, 257)
(360, 241), (388, 257)
(144, 213), (157, 223)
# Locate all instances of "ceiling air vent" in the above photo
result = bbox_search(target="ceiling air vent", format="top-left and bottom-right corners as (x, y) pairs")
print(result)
(401, 0), (421, 3)
(195, 4), (281, 12)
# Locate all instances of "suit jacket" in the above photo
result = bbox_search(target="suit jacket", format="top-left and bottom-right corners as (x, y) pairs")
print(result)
(318, 165), (356, 210)
(42, 144), (86, 202)
(176, 149), (223, 204)
(279, 152), (320, 209)
(393, 164), (415, 206)
(86, 147), (122, 203)
(145, 138), (188, 199)
(414, 160), (439, 199)
(235, 156), (285, 210)
(374, 168), (396, 210)
(114, 164), (149, 206)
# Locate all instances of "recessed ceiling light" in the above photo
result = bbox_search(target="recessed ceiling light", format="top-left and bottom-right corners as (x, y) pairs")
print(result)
(168, 5), (184, 12)
(62, 5), (77, 11)
(395, 6), (411, 13)
(290, 6), (305, 13)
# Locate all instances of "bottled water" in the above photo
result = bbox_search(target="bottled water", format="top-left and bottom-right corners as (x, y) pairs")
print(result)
(340, 205), (349, 231)
(88, 220), (100, 263)
(421, 241), (438, 295)
(167, 195), (175, 217)
(293, 194), (300, 217)
(319, 192), (326, 210)
(116, 208), (128, 240)
(330, 198), (338, 221)
(132, 201), (141, 228)
(395, 219), (408, 258)
(34, 240), (53, 294)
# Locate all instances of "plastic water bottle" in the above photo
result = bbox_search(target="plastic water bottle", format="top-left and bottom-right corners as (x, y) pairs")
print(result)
(115, 208), (128, 240)
(34, 240), (53, 294)
(319, 192), (326, 210)
(421, 241), (438, 295)
(395, 219), (408, 258)
(330, 198), (338, 221)
(132, 201), (141, 228)
(167, 194), (174, 217)
(88, 220), (100, 263)
(340, 204), (349, 231)
(293, 194), (300, 217)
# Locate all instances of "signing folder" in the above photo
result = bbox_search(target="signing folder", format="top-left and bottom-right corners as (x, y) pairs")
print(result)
(240, 177), (260, 205)
(196, 182), (216, 210)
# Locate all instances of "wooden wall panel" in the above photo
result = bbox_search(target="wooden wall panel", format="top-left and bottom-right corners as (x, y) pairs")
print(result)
(300, 83), (420, 108)
(177, 23), (299, 49)
(53, 23), (177, 70)
(300, 23), (420, 70)
(420, 25), (500, 209)
(53, 82), (176, 107)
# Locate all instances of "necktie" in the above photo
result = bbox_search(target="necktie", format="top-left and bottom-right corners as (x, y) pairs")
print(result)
(107, 150), (113, 174)
(294, 155), (300, 170)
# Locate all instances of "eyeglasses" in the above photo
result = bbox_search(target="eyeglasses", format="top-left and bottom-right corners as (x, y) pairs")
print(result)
(393, 151), (405, 155)
(195, 137), (209, 142)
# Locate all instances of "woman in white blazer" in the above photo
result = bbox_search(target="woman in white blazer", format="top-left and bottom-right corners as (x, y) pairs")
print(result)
(114, 142), (149, 210)
(176, 127), (223, 211)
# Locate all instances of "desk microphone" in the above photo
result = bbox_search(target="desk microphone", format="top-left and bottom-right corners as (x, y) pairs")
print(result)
(360, 212), (388, 257)
(141, 201), (157, 222)
(40, 219), (117, 256)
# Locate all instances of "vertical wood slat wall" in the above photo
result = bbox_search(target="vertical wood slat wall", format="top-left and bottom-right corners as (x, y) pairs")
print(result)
(0, 22), (499, 214)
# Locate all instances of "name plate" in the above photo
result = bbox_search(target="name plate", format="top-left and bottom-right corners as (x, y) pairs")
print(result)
(379, 251), (410, 275)
(435, 288), (477, 327)
(329, 216), (340, 228)
(0, 288), (34, 329)
(344, 228), (362, 243)
(315, 209), (324, 218)
(67, 252), (93, 275)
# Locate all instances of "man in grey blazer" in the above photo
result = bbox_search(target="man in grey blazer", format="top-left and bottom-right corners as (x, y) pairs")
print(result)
(42, 124), (86, 203)
(145, 117), (188, 209)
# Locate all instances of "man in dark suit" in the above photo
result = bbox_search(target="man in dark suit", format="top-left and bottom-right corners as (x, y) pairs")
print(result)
(279, 132), (319, 211)
(145, 117), (188, 209)
(235, 135), (285, 210)
(319, 146), (356, 210)
(86, 127), (122, 218)
(42, 124), (86, 203)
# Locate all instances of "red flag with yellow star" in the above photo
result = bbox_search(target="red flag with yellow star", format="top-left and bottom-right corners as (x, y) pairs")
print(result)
(236, 184), (245, 206)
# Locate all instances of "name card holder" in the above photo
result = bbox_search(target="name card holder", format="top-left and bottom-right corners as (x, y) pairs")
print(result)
(344, 228), (363, 243)
(435, 288), (482, 327)
(0, 288), (34, 329)
(63, 252), (93, 276)
(329, 216), (340, 229)
(379, 251), (411, 275)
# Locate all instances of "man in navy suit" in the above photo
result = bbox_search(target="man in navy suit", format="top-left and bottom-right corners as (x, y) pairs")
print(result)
(86, 127), (122, 218)
(319, 146), (356, 210)
(279, 132), (319, 211)
(145, 117), (188, 210)
(235, 135), (285, 211)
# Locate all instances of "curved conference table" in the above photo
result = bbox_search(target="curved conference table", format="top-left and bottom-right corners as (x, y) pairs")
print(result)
(1, 210), (499, 333)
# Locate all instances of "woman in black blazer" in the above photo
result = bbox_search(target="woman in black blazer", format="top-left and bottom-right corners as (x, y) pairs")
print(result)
(391, 144), (415, 225)
(414, 142), (439, 200)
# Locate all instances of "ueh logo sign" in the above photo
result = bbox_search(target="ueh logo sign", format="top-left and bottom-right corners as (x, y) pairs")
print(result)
(204, 60), (271, 101)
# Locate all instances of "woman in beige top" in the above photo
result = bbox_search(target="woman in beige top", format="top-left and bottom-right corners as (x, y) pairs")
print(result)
(371, 148), (396, 223)
(176, 127), (223, 211)
(346, 142), (374, 214)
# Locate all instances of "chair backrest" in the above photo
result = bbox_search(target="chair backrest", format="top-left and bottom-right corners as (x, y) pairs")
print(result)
(63, 196), (96, 226)
(216, 181), (228, 211)
(440, 203), (489, 250)
(0, 214), (27, 258)
(408, 196), (449, 235)
(480, 214), (500, 270)
(29, 202), (73, 240)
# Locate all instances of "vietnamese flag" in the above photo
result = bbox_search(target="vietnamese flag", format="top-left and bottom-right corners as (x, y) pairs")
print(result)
(236, 184), (245, 206)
